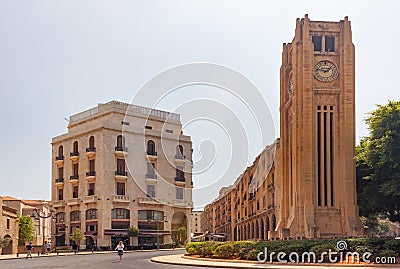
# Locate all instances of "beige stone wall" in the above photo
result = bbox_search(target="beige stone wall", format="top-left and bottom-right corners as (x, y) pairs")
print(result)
(0, 197), (19, 255)
(51, 101), (193, 248)
(190, 211), (202, 234)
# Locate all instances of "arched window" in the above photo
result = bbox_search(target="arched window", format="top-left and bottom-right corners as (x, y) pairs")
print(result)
(147, 140), (156, 155)
(56, 212), (65, 223)
(86, 209), (98, 220)
(111, 208), (130, 219)
(88, 136), (95, 150)
(72, 141), (79, 156)
(176, 145), (184, 159)
(116, 135), (126, 151)
(58, 146), (63, 157)
(70, 211), (80, 222)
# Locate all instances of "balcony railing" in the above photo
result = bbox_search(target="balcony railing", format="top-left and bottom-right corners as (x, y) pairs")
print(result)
(175, 154), (185, 159)
(145, 174), (157, 179)
(70, 175), (79, 180)
(55, 178), (64, 183)
(115, 146), (128, 152)
(86, 171), (96, 177)
(147, 151), (157, 156)
(86, 147), (96, 152)
(115, 171), (128, 176)
(55, 156), (64, 161)
(175, 177), (185, 182)
(70, 152), (79, 157)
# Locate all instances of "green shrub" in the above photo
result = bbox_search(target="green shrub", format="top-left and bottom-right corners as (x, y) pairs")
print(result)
(213, 243), (234, 259)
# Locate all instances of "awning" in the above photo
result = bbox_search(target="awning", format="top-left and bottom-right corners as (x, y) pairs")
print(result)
(104, 229), (128, 235)
(84, 231), (97, 235)
(139, 230), (171, 236)
(54, 233), (66, 237)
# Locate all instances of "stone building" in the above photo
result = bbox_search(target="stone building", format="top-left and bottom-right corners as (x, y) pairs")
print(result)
(2, 196), (53, 246)
(0, 196), (19, 255)
(189, 211), (202, 234)
(201, 15), (362, 240)
(51, 101), (193, 249)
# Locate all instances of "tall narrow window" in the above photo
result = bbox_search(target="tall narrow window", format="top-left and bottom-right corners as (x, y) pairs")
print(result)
(325, 36), (335, 52)
(73, 185), (78, 198)
(6, 218), (10, 229)
(58, 188), (63, 200)
(89, 159), (95, 173)
(176, 145), (184, 159)
(147, 140), (156, 155)
(73, 163), (79, 177)
(116, 135), (125, 151)
(312, 36), (322, 51)
(58, 145), (64, 157)
(147, 185), (155, 198)
(147, 162), (156, 178)
(176, 166), (184, 181)
(176, 187), (184, 200)
(89, 136), (95, 148)
(116, 182), (125, 196)
(88, 183), (95, 196)
(73, 141), (79, 154)
(116, 159), (126, 175)
(58, 167), (64, 179)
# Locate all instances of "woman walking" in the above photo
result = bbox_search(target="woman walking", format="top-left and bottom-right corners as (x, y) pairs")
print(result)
(115, 241), (125, 262)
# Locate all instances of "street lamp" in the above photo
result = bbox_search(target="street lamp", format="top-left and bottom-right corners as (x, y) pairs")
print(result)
(31, 207), (56, 254)
(156, 216), (168, 250)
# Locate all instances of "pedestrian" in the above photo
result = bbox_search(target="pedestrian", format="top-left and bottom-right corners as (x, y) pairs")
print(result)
(26, 242), (33, 259)
(46, 241), (51, 254)
(115, 241), (124, 262)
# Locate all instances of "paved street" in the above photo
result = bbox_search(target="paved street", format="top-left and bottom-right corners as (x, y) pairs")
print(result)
(0, 249), (219, 269)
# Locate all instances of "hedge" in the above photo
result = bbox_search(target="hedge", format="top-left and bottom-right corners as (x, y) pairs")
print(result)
(185, 238), (400, 262)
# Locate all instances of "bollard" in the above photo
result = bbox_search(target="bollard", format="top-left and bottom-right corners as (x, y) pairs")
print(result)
(17, 253), (19, 257)
(38, 251), (40, 256)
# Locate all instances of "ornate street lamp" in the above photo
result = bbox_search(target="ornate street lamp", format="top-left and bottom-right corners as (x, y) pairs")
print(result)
(31, 207), (56, 254)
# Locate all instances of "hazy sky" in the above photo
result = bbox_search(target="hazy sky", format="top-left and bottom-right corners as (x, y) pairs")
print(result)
(0, 1), (399, 209)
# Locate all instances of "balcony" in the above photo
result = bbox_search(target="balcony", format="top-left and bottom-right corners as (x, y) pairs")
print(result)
(175, 154), (185, 164)
(146, 151), (157, 161)
(115, 171), (127, 180)
(52, 200), (65, 208)
(67, 198), (80, 206)
(55, 178), (64, 186)
(55, 156), (64, 165)
(112, 195), (130, 203)
(115, 146), (128, 157)
(86, 171), (96, 181)
(70, 175), (79, 183)
(86, 147), (96, 158)
(69, 152), (79, 161)
(145, 174), (157, 183)
(138, 197), (165, 205)
(174, 177), (186, 186)
(83, 195), (98, 204)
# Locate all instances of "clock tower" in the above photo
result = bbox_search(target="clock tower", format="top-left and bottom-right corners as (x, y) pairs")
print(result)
(279, 15), (362, 238)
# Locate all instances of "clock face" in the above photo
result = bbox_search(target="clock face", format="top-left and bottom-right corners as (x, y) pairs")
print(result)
(313, 60), (338, 82)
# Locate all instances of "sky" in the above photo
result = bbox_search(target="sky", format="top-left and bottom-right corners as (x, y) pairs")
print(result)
(0, 1), (399, 209)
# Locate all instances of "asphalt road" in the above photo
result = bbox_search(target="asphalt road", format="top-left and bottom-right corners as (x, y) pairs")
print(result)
(0, 249), (219, 269)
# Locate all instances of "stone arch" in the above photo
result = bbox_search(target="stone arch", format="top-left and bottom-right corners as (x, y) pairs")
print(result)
(171, 211), (187, 243)
(1, 235), (13, 255)
(260, 219), (265, 240)
(255, 219), (259, 239)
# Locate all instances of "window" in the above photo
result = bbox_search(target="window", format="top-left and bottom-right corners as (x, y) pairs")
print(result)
(116, 135), (125, 151)
(121, 121), (130, 126)
(176, 166), (184, 181)
(70, 211), (80, 222)
(89, 136), (95, 148)
(73, 163), (79, 177)
(176, 145), (184, 158)
(147, 185), (155, 198)
(58, 145), (63, 157)
(58, 167), (64, 179)
(111, 208), (130, 219)
(117, 159), (125, 174)
(86, 224), (98, 231)
(145, 125), (152, 130)
(73, 141), (79, 154)
(312, 36), (322, 52)
(138, 210), (164, 221)
(325, 36), (335, 52)
(6, 218), (10, 229)
(116, 182), (125, 196)
(147, 140), (156, 155)
(86, 209), (98, 220)
(166, 129), (173, 133)
(56, 212), (65, 223)
(72, 185), (78, 198)
(89, 159), (95, 173)
(88, 183), (95, 196)
(176, 187), (184, 200)
(147, 162), (156, 178)
(58, 188), (63, 200)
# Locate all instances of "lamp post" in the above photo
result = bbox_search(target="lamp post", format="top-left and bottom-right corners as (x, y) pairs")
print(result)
(31, 207), (56, 254)
(156, 216), (168, 250)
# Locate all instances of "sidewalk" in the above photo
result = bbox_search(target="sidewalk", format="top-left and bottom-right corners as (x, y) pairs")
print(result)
(151, 254), (398, 268)
(0, 248), (185, 261)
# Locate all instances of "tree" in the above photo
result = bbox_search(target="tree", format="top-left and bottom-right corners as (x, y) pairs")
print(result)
(69, 228), (85, 252)
(356, 100), (400, 222)
(126, 226), (139, 246)
(177, 226), (187, 245)
(18, 216), (34, 245)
